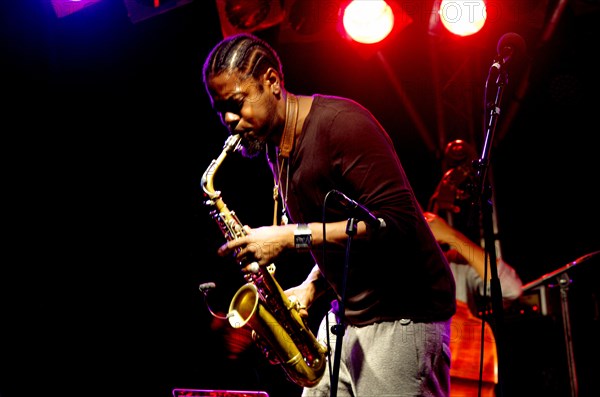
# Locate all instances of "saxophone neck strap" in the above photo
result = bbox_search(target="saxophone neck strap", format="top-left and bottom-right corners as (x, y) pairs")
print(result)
(279, 93), (299, 159)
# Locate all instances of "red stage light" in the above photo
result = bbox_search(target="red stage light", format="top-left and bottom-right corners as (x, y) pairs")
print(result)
(438, 0), (487, 37)
(340, 0), (395, 44)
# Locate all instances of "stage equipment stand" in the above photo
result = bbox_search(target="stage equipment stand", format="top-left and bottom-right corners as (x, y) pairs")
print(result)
(521, 251), (599, 397)
(329, 217), (358, 397)
(470, 32), (526, 397)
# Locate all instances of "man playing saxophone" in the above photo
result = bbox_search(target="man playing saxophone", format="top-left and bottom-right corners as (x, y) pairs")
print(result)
(202, 33), (456, 397)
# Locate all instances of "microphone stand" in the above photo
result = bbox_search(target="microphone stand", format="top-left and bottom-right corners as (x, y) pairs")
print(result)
(555, 273), (578, 397)
(470, 61), (509, 397)
(521, 251), (599, 397)
(329, 217), (357, 397)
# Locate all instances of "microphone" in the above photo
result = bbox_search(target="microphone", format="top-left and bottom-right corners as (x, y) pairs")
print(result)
(329, 190), (386, 230)
(493, 32), (526, 70)
(198, 282), (216, 294)
(199, 282), (229, 320)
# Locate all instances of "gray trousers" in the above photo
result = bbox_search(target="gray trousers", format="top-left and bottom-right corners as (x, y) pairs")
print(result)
(302, 311), (451, 397)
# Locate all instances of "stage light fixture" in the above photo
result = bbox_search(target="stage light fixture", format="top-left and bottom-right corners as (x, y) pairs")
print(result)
(438, 0), (487, 37)
(340, 0), (395, 45)
(215, 0), (285, 38)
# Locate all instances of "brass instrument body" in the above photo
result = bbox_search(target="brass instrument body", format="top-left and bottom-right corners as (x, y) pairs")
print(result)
(201, 135), (327, 388)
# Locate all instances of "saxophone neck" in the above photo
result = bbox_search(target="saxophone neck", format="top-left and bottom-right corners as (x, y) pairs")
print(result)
(201, 159), (220, 200)
(201, 134), (242, 200)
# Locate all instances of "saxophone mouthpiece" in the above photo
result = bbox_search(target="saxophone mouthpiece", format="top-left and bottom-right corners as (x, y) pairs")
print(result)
(224, 134), (243, 153)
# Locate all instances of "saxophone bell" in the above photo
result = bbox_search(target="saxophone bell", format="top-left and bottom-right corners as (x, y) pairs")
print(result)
(228, 283), (325, 387)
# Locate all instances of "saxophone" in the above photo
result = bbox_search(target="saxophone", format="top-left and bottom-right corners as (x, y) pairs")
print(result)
(200, 134), (328, 388)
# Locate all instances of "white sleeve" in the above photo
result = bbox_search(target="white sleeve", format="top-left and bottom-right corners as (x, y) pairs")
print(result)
(496, 258), (523, 300)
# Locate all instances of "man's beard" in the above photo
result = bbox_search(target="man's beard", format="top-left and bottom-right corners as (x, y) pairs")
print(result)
(240, 137), (266, 159)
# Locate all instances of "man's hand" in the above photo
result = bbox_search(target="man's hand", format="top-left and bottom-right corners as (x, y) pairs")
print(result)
(217, 224), (295, 267)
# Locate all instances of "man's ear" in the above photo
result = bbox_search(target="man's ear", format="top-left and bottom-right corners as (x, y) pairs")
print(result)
(264, 67), (281, 93)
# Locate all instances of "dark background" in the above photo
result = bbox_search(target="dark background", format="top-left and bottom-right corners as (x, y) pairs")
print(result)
(2, 1), (599, 396)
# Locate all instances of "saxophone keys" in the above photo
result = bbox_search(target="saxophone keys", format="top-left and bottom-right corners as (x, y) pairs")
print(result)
(243, 261), (260, 274)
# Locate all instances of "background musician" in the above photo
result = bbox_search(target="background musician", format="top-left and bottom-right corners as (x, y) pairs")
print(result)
(423, 139), (523, 396)
(424, 211), (523, 317)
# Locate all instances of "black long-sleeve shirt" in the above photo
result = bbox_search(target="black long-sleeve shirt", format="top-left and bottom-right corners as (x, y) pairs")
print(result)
(281, 94), (456, 326)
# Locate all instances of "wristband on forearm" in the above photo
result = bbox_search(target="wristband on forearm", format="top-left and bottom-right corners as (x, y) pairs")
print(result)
(294, 223), (312, 251)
